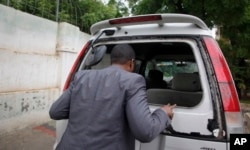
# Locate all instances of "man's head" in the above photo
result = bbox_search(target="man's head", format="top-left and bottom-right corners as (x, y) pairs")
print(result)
(111, 44), (135, 72)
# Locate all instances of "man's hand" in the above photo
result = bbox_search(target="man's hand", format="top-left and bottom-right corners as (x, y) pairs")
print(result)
(161, 104), (176, 120)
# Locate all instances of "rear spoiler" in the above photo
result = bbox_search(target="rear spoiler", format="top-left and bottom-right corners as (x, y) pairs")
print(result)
(90, 14), (209, 35)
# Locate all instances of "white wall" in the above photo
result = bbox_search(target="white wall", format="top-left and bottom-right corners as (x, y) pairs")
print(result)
(0, 4), (90, 134)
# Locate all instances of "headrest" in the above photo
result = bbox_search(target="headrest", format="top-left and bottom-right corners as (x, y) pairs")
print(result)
(172, 73), (201, 92)
(148, 70), (163, 81)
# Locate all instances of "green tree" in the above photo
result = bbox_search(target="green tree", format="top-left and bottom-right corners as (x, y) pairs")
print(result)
(78, 0), (128, 32)
(0, 0), (56, 21)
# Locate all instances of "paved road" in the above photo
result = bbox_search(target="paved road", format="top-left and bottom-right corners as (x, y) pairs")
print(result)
(0, 120), (56, 150)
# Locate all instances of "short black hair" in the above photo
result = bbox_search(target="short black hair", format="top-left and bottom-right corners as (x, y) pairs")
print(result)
(110, 44), (135, 64)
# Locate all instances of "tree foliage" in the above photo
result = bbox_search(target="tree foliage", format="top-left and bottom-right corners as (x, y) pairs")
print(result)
(0, 0), (128, 33)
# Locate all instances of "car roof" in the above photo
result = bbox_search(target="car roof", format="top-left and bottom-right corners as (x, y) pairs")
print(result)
(90, 14), (212, 36)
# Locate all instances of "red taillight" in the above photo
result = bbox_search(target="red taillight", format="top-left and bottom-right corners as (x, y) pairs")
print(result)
(63, 41), (90, 91)
(109, 15), (162, 25)
(203, 36), (240, 112)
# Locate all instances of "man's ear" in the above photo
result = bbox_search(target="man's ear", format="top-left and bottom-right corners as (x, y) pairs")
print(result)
(130, 60), (135, 72)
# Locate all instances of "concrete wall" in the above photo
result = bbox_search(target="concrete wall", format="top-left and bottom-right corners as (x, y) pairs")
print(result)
(244, 113), (250, 133)
(0, 5), (90, 135)
(241, 103), (250, 133)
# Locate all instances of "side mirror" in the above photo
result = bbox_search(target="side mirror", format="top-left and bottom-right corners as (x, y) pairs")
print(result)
(85, 45), (107, 67)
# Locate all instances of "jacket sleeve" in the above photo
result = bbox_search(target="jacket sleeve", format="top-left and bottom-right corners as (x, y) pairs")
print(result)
(49, 80), (74, 120)
(125, 75), (171, 143)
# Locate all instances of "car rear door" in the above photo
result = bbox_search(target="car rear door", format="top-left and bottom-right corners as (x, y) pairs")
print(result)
(139, 135), (228, 150)
(138, 90), (229, 150)
(136, 38), (229, 150)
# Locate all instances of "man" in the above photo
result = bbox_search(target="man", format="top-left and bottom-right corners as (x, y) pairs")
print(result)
(49, 44), (176, 150)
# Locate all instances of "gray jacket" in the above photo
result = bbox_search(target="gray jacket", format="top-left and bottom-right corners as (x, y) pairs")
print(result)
(49, 65), (170, 150)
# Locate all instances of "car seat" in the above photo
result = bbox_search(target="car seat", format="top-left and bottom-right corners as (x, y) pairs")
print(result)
(146, 69), (167, 89)
(147, 73), (202, 107)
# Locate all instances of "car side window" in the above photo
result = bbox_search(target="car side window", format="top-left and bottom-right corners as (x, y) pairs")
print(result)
(145, 60), (199, 88)
(145, 58), (202, 107)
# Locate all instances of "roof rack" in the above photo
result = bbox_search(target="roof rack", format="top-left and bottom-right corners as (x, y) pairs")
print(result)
(90, 13), (209, 35)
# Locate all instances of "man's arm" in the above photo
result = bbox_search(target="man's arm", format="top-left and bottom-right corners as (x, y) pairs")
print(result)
(49, 81), (74, 120)
(126, 75), (175, 143)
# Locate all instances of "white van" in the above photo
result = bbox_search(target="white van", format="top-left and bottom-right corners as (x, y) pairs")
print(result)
(54, 14), (244, 150)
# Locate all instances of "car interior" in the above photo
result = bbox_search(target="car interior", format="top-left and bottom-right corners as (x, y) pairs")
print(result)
(90, 41), (203, 108)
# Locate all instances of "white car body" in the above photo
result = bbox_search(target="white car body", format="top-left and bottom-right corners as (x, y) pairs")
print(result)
(54, 14), (243, 150)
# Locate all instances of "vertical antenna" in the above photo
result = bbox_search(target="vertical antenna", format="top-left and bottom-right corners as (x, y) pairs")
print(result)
(56, 0), (60, 22)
